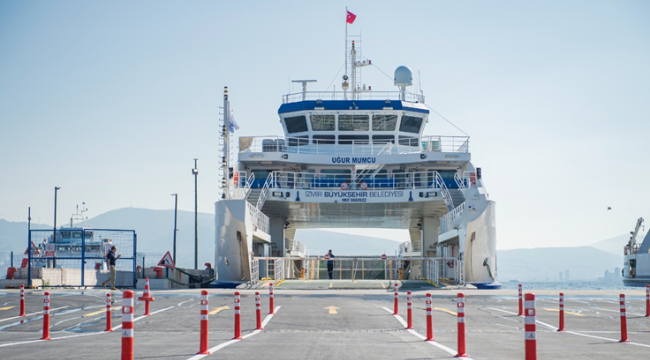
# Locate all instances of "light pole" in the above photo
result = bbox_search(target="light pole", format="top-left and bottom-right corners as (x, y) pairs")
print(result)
(192, 159), (198, 270)
(171, 193), (178, 266)
(53, 186), (60, 268)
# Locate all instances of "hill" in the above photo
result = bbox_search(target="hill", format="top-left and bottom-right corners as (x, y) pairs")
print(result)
(497, 246), (622, 281)
(590, 233), (644, 256)
(294, 229), (402, 256)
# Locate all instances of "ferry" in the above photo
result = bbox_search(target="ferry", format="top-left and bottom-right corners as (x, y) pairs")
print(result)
(623, 217), (650, 287)
(214, 38), (499, 289)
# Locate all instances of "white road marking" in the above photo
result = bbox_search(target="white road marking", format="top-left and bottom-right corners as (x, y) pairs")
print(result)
(380, 306), (473, 359)
(0, 306), (174, 348)
(488, 307), (650, 348)
(0, 306), (70, 323)
(186, 306), (281, 360)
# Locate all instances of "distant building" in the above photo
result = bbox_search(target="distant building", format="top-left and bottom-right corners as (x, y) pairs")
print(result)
(614, 267), (621, 278)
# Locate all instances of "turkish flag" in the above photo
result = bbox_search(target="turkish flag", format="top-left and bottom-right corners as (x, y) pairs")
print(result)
(346, 11), (356, 24)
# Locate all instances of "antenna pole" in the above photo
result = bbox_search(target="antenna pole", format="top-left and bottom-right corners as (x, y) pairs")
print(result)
(222, 87), (230, 200)
(345, 7), (348, 83)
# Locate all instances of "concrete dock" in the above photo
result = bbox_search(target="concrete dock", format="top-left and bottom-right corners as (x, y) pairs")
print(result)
(0, 284), (649, 359)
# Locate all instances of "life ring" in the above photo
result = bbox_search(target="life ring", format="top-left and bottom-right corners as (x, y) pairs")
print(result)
(360, 181), (368, 190)
(340, 182), (349, 190)
(447, 260), (455, 269)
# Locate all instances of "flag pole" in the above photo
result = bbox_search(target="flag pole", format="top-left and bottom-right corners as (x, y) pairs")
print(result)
(345, 7), (348, 80)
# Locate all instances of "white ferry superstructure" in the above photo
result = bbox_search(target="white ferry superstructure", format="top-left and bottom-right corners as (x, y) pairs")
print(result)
(214, 40), (499, 289)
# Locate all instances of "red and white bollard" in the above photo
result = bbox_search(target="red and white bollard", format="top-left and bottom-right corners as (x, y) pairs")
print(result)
(518, 284), (523, 316)
(41, 291), (51, 340)
(406, 291), (413, 329)
(255, 291), (263, 330)
(524, 293), (536, 360)
(619, 294), (629, 343)
(121, 290), (135, 360)
(234, 291), (242, 340)
(393, 283), (399, 315)
(137, 277), (155, 316)
(455, 293), (468, 358)
(198, 290), (210, 354)
(425, 293), (434, 341)
(646, 285), (649, 318)
(269, 283), (275, 315)
(105, 293), (113, 332)
(19, 284), (25, 317)
(557, 293), (565, 332)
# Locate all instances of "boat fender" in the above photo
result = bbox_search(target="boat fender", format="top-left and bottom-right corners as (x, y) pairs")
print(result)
(446, 260), (454, 269)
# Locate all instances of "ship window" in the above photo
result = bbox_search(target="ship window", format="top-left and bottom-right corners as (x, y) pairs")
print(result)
(372, 135), (394, 144)
(338, 135), (369, 145)
(288, 136), (309, 146)
(320, 169), (351, 183)
(338, 115), (369, 131)
(398, 136), (418, 146)
(313, 135), (335, 145)
(72, 231), (82, 239)
(310, 115), (335, 131)
(284, 115), (308, 133)
(399, 116), (423, 134)
(372, 115), (397, 131)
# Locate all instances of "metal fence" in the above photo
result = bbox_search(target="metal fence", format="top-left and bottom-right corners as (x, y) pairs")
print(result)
(28, 229), (137, 288)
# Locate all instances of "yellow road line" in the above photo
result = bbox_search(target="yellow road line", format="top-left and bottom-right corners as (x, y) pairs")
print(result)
(544, 308), (585, 316)
(329, 282), (333, 289)
(209, 306), (230, 315)
(433, 307), (457, 316)
(0, 306), (15, 311)
(381, 282), (386, 289)
(83, 310), (106, 317)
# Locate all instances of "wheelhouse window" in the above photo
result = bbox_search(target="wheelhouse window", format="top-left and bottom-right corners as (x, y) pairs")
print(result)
(284, 115), (308, 133)
(338, 115), (369, 131)
(338, 135), (369, 145)
(399, 115), (423, 134)
(313, 135), (335, 145)
(372, 115), (397, 131)
(310, 115), (335, 131)
(372, 135), (395, 144)
(288, 136), (309, 146)
(398, 136), (418, 147)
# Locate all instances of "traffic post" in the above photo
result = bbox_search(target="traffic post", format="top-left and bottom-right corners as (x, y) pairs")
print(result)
(557, 293), (565, 331)
(455, 293), (468, 358)
(524, 293), (536, 360)
(620, 294), (629, 342)
(41, 292), (51, 340)
(255, 291), (263, 330)
(406, 291), (413, 329)
(105, 293), (113, 332)
(269, 282), (275, 314)
(425, 293), (434, 341)
(234, 291), (242, 340)
(518, 284), (523, 316)
(393, 283), (399, 315)
(198, 290), (210, 354)
(19, 284), (25, 316)
(121, 290), (135, 360)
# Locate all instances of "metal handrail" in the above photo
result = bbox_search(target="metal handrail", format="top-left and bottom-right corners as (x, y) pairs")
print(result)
(243, 173), (255, 199)
(281, 90), (425, 104)
(246, 202), (270, 234)
(238, 135), (470, 155)
(256, 172), (274, 210)
(454, 173), (466, 190)
(440, 203), (465, 234)
(270, 170), (453, 191)
(432, 172), (454, 211)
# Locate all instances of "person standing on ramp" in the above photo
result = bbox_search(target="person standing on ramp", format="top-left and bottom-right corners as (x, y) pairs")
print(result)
(327, 249), (335, 280)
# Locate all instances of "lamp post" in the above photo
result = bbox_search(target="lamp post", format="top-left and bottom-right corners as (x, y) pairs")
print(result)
(53, 187), (60, 268)
(192, 159), (198, 270)
(171, 193), (178, 267)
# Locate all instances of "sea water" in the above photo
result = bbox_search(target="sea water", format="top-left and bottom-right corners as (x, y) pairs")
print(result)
(499, 281), (628, 291)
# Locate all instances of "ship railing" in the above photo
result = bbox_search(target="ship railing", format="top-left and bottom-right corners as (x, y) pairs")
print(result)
(246, 201), (270, 234)
(238, 135), (470, 155)
(432, 171), (454, 211)
(440, 203), (465, 234)
(281, 90), (425, 104)
(291, 240), (306, 255)
(231, 171), (255, 199)
(269, 170), (452, 192)
(256, 172), (274, 210)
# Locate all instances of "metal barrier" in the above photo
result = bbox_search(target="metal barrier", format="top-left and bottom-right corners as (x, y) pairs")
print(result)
(27, 229), (137, 288)
(250, 258), (259, 285)
(253, 256), (464, 285)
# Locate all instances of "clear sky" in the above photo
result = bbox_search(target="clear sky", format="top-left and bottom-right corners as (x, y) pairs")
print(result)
(1, 1), (649, 249)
